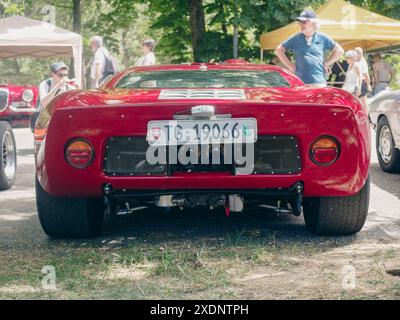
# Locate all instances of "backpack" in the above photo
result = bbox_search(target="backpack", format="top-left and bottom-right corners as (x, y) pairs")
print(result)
(101, 49), (117, 79)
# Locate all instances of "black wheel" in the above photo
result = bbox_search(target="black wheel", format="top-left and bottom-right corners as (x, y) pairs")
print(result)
(0, 121), (16, 191)
(376, 116), (400, 173)
(36, 177), (105, 238)
(303, 176), (370, 235)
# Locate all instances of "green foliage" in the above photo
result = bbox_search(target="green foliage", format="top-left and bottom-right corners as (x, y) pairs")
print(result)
(0, 0), (399, 85)
(349, 0), (400, 19)
(386, 55), (400, 90)
(145, 0), (192, 63)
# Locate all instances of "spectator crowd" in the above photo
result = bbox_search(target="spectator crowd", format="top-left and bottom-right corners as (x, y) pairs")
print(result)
(274, 9), (396, 113)
(37, 11), (396, 116)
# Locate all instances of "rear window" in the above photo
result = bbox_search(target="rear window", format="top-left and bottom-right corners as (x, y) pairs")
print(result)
(115, 70), (290, 89)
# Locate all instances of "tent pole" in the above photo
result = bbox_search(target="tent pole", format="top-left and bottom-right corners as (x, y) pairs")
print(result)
(260, 48), (264, 63)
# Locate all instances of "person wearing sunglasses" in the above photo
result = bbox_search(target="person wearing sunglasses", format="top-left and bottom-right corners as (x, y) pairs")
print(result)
(30, 62), (80, 132)
(275, 10), (344, 87)
(38, 62), (80, 110)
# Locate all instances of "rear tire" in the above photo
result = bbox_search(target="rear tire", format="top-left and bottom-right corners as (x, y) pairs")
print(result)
(36, 177), (105, 238)
(0, 121), (16, 191)
(376, 116), (400, 173)
(303, 177), (370, 235)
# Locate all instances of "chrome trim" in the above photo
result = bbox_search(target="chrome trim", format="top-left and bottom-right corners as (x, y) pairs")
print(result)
(2, 130), (16, 181)
(191, 105), (215, 119)
(379, 125), (393, 164)
(173, 113), (231, 120)
(0, 88), (9, 112)
(22, 89), (34, 103)
(10, 103), (36, 113)
(159, 89), (246, 100)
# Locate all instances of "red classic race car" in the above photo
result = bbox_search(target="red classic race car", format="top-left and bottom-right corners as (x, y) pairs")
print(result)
(34, 61), (371, 238)
(0, 83), (38, 190)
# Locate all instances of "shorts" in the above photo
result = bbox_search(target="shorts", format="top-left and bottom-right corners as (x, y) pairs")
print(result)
(360, 81), (368, 97)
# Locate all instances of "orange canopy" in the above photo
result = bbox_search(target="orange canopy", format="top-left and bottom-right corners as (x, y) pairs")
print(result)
(260, 0), (400, 52)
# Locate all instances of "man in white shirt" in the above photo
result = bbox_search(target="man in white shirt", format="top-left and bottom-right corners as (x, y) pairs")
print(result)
(90, 35), (111, 89)
(135, 39), (156, 67)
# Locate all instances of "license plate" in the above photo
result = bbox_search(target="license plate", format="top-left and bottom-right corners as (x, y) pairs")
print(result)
(147, 118), (257, 146)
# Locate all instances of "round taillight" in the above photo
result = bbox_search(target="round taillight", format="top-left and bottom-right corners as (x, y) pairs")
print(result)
(310, 136), (340, 166)
(65, 139), (94, 168)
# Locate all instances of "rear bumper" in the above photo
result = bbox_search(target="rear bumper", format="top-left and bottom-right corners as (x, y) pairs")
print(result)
(36, 167), (368, 199)
(104, 183), (303, 199)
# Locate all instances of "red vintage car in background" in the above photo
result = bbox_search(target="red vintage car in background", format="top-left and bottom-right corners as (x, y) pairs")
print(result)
(34, 61), (371, 238)
(0, 83), (38, 190)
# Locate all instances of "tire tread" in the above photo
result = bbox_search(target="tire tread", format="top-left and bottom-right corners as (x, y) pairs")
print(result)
(36, 177), (104, 238)
(304, 177), (370, 235)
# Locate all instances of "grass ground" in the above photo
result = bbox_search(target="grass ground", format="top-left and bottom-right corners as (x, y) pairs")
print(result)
(1, 220), (400, 300)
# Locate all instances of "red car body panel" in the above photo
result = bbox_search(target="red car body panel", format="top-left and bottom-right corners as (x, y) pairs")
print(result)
(35, 63), (370, 198)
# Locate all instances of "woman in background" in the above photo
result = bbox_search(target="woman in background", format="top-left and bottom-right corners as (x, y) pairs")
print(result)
(135, 39), (156, 66)
(342, 50), (362, 97)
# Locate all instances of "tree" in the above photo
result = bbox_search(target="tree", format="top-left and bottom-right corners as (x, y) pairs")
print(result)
(188, 0), (206, 61)
(350, 0), (400, 19)
(72, 0), (81, 33)
(144, 0), (192, 63)
(0, 0), (399, 84)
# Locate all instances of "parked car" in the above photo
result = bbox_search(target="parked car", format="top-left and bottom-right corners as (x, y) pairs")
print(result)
(0, 84), (39, 125)
(369, 90), (400, 172)
(0, 83), (38, 190)
(34, 61), (371, 238)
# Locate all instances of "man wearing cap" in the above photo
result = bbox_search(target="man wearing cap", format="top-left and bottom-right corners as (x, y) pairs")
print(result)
(38, 62), (79, 109)
(275, 9), (344, 87)
(30, 62), (80, 131)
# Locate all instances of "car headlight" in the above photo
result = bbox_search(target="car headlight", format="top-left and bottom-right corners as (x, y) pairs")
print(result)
(22, 89), (34, 103)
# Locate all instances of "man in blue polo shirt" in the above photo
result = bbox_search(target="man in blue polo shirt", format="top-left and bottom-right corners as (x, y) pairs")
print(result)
(275, 10), (344, 86)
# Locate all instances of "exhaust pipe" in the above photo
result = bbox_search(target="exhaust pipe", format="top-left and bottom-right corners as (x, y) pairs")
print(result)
(229, 194), (244, 212)
(156, 195), (176, 208)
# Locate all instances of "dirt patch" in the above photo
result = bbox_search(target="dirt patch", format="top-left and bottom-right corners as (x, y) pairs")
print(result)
(230, 242), (400, 299)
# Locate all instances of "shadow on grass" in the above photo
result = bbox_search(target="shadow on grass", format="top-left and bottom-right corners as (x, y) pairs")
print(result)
(45, 206), (361, 253)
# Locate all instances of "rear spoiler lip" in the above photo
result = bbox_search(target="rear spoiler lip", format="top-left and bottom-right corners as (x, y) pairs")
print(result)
(58, 101), (352, 111)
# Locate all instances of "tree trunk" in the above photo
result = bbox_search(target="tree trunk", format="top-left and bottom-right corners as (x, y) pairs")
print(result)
(13, 59), (20, 75)
(188, 0), (206, 61)
(121, 30), (130, 69)
(72, 0), (81, 34)
(233, 25), (238, 59)
(233, 0), (239, 59)
(72, 0), (82, 84)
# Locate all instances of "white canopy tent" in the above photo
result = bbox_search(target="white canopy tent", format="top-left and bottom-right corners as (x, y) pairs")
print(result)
(0, 16), (83, 85)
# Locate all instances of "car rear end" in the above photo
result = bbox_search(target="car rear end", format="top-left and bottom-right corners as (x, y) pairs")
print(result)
(34, 65), (371, 237)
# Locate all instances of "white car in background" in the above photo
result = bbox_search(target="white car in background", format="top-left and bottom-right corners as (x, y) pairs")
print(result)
(369, 89), (400, 172)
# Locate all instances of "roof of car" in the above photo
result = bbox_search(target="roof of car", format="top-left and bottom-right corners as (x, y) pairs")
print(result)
(126, 62), (285, 73)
